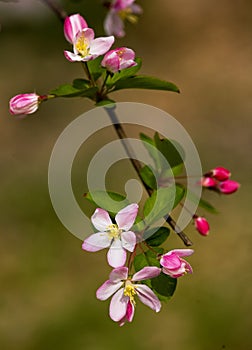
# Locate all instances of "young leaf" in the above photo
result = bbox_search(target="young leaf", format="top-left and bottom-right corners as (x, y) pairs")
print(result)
(151, 272), (177, 299)
(154, 133), (185, 169)
(139, 165), (157, 190)
(140, 133), (162, 170)
(144, 227), (170, 247)
(87, 56), (104, 81)
(72, 78), (90, 89)
(50, 84), (97, 99)
(110, 75), (180, 93)
(83, 191), (129, 216)
(143, 185), (185, 225)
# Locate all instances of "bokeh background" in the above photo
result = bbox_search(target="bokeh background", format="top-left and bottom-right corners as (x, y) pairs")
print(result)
(1, 0), (251, 349)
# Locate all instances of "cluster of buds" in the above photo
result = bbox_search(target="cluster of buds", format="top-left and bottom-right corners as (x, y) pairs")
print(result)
(201, 166), (240, 195)
(83, 204), (194, 326)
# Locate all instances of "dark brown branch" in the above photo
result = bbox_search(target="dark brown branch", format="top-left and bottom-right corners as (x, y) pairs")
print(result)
(40, 0), (67, 23)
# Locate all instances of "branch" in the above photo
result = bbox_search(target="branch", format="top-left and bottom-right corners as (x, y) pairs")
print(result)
(40, 0), (67, 23)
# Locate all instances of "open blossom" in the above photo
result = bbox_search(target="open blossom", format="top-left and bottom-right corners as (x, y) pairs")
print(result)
(160, 249), (194, 278)
(104, 0), (142, 38)
(82, 204), (138, 268)
(9, 93), (40, 117)
(96, 266), (161, 325)
(64, 28), (114, 62)
(194, 216), (210, 236)
(64, 14), (88, 44)
(101, 47), (137, 73)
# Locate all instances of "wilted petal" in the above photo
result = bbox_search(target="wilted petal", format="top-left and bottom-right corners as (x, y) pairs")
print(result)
(107, 239), (126, 268)
(91, 208), (112, 231)
(121, 231), (136, 252)
(96, 280), (123, 300)
(109, 266), (128, 282)
(89, 36), (115, 58)
(64, 14), (88, 43)
(109, 288), (128, 321)
(115, 203), (138, 231)
(132, 266), (161, 282)
(82, 232), (110, 252)
(135, 284), (161, 312)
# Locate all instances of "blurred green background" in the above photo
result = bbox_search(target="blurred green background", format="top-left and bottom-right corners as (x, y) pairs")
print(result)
(0, 0), (251, 349)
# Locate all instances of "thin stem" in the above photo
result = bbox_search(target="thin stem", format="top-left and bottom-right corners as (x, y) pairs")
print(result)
(82, 62), (96, 87)
(40, 0), (67, 22)
(105, 106), (193, 246)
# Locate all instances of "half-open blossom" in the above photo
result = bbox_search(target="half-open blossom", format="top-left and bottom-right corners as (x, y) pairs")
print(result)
(104, 0), (142, 38)
(101, 47), (137, 73)
(219, 180), (240, 194)
(82, 204), (138, 267)
(160, 249), (194, 278)
(64, 13), (88, 44)
(194, 216), (210, 236)
(96, 266), (161, 325)
(64, 28), (114, 62)
(211, 166), (231, 181)
(9, 93), (40, 117)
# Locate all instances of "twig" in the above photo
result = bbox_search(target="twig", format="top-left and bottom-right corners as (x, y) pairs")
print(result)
(40, 0), (67, 23)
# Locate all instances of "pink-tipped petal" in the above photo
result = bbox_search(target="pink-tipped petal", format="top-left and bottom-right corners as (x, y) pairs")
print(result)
(160, 253), (181, 270)
(64, 14), (88, 43)
(109, 288), (128, 321)
(219, 180), (240, 194)
(82, 232), (110, 252)
(132, 266), (161, 282)
(121, 231), (136, 252)
(89, 36), (115, 58)
(119, 300), (135, 326)
(64, 50), (83, 62)
(96, 280), (123, 300)
(9, 93), (39, 116)
(168, 249), (194, 258)
(115, 203), (138, 231)
(107, 239), (126, 268)
(109, 266), (128, 282)
(135, 284), (161, 312)
(91, 208), (112, 231)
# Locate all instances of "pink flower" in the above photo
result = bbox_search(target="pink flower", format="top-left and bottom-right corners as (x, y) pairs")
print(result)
(9, 93), (40, 117)
(211, 166), (231, 181)
(194, 216), (210, 236)
(219, 180), (240, 194)
(104, 0), (142, 38)
(101, 47), (137, 73)
(64, 14), (88, 44)
(64, 28), (114, 62)
(201, 176), (217, 188)
(96, 266), (161, 325)
(160, 249), (194, 278)
(82, 204), (138, 268)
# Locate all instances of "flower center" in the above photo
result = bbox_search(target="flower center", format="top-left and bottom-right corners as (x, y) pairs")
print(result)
(75, 32), (90, 57)
(118, 8), (138, 24)
(107, 224), (122, 239)
(124, 280), (136, 305)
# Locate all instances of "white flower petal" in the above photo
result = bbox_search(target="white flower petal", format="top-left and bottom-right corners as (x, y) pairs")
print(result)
(96, 280), (123, 301)
(135, 284), (161, 312)
(109, 288), (128, 322)
(115, 203), (138, 231)
(89, 36), (115, 58)
(121, 231), (136, 252)
(109, 267), (128, 282)
(82, 232), (110, 252)
(91, 208), (112, 231)
(107, 239), (126, 268)
(132, 267), (161, 282)
(64, 50), (83, 62)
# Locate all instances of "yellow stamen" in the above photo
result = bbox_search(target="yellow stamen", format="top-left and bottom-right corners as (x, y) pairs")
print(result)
(124, 280), (136, 305)
(75, 32), (89, 57)
(107, 224), (122, 239)
(118, 8), (138, 24)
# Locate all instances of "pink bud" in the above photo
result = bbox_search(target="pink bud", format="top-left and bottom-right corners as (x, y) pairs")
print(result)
(194, 216), (210, 236)
(101, 47), (137, 73)
(211, 166), (231, 181)
(219, 180), (240, 194)
(9, 93), (40, 117)
(201, 176), (217, 188)
(64, 14), (88, 43)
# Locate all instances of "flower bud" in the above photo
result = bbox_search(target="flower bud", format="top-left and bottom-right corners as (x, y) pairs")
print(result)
(194, 216), (210, 236)
(64, 14), (88, 43)
(201, 176), (217, 188)
(211, 166), (231, 181)
(101, 47), (137, 73)
(9, 93), (40, 117)
(219, 180), (240, 194)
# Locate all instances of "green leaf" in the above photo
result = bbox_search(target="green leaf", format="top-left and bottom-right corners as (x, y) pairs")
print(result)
(140, 133), (162, 170)
(87, 56), (104, 81)
(133, 253), (148, 272)
(111, 75), (180, 93)
(95, 99), (116, 107)
(50, 83), (97, 99)
(144, 227), (170, 247)
(145, 248), (164, 267)
(139, 165), (157, 190)
(83, 191), (129, 217)
(154, 132), (185, 169)
(72, 78), (90, 89)
(143, 185), (185, 225)
(151, 272), (177, 300)
(107, 57), (142, 85)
